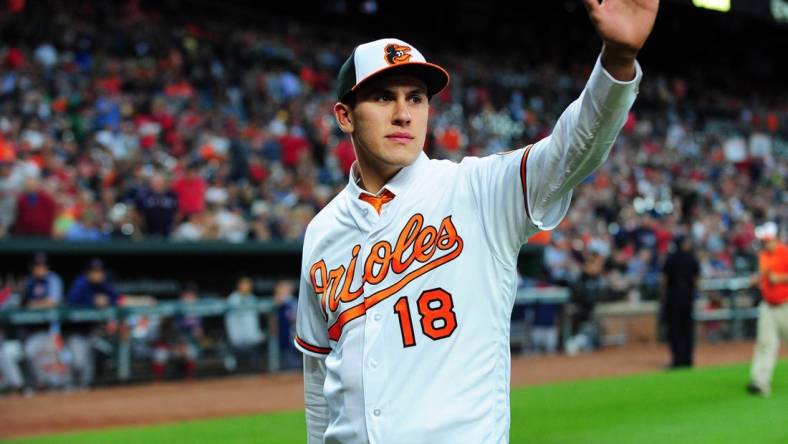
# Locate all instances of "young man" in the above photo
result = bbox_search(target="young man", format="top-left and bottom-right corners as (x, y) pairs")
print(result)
(295, 1), (658, 442)
(748, 222), (788, 397)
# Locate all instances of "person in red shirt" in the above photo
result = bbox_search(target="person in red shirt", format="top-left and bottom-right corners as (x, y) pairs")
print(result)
(748, 222), (788, 396)
(12, 177), (55, 237)
(172, 162), (206, 218)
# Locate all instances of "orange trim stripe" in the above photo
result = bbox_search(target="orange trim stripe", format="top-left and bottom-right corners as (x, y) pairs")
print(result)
(295, 336), (331, 354)
(520, 145), (533, 220)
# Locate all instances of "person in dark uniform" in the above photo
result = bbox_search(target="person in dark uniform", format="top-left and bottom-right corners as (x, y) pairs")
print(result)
(661, 235), (700, 368)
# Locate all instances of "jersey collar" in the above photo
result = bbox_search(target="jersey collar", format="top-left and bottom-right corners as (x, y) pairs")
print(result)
(347, 150), (430, 200)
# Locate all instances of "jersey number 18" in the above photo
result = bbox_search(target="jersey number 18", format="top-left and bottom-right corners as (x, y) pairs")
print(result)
(393, 288), (457, 348)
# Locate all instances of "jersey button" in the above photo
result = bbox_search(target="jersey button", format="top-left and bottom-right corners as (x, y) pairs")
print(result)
(373, 409), (381, 417)
(373, 313), (382, 322)
(370, 359), (378, 368)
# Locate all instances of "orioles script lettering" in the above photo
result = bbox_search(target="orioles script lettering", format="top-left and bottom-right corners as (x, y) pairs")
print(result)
(309, 213), (464, 341)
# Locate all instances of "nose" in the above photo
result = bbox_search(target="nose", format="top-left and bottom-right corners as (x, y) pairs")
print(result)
(392, 96), (411, 126)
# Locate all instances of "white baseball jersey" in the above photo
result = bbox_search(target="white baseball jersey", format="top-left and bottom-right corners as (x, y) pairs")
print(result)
(296, 56), (642, 444)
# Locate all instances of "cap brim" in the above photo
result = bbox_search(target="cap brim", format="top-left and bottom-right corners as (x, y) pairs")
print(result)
(346, 62), (450, 102)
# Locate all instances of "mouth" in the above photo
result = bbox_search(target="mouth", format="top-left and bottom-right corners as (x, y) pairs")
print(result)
(385, 132), (414, 144)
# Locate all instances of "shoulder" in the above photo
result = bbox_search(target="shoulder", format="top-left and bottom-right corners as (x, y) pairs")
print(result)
(301, 188), (351, 257)
(70, 275), (88, 288)
(305, 189), (348, 235)
(421, 156), (462, 180)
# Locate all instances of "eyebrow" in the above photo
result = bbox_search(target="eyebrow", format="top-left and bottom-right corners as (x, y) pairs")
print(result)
(370, 86), (428, 96)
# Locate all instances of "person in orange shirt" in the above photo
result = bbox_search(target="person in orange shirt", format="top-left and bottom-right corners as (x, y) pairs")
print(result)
(748, 222), (788, 396)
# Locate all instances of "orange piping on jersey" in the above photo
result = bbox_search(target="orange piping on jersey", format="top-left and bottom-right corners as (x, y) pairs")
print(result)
(327, 215), (464, 341)
(519, 144), (534, 220)
(295, 336), (331, 354)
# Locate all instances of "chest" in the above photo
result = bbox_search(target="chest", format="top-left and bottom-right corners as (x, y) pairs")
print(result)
(309, 193), (492, 341)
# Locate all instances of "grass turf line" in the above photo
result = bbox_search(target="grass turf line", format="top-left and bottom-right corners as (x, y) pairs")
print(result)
(4, 360), (786, 444)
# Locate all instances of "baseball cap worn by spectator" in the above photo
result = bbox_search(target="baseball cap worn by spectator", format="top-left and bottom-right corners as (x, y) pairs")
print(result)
(755, 222), (778, 241)
(336, 38), (450, 104)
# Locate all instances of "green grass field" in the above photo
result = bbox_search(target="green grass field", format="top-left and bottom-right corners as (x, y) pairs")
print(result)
(4, 360), (786, 444)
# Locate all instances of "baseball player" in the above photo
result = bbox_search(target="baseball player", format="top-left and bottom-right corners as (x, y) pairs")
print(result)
(295, 1), (658, 442)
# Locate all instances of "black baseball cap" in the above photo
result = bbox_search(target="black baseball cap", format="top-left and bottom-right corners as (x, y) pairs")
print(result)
(336, 38), (450, 104)
(88, 258), (104, 271)
(31, 252), (48, 267)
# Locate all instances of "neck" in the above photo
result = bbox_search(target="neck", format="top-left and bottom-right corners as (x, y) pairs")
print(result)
(355, 154), (401, 194)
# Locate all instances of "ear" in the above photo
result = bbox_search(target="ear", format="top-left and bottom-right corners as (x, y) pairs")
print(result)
(334, 102), (354, 134)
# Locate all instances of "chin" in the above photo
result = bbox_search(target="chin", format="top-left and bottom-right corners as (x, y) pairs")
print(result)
(383, 145), (421, 165)
(388, 152), (419, 168)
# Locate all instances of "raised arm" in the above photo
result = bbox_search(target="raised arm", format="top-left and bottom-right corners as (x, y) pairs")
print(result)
(525, 0), (658, 228)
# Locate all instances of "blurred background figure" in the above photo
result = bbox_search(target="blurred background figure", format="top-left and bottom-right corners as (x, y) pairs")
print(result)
(662, 235), (700, 369)
(273, 280), (299, 370)
(12, 176), (55, 237)
(0, 323), (25, 395)
(0, 146), (24, 237)
(134, 172), (178, 238)
(224, 276), (264, 372)
(21, 253), (70, 390)
(748, 222), (788, 396)
(152, 283), (204, 380)
(65, 258), (119, 388)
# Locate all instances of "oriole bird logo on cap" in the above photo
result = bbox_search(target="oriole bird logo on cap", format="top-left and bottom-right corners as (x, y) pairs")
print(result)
(384, 44), (411, 65)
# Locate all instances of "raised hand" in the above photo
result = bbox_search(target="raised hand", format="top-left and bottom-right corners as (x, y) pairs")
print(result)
(584, 0), (659, 79)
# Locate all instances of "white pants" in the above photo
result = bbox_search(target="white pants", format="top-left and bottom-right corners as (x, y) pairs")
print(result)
(66, 335), (95, 388)
(750, 302), (788, 394)
(25, 332), (71, 389)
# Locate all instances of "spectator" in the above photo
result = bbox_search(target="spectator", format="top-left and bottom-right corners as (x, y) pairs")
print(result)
(21, 253), (70, 390)
(12, 176), (55, 237)
(215, 205), (249, 242)
(0, 148), (24, 236)
(0, 332), (24, 395)
(224, 276), (264, 371)
(274, 280), (299, 370)
(63, 210), (109, 241)
(152, 283), (204, 380)
(135, 172), (178, 237)
(0, 274), (25, 395)
(65, 258), (119, 388)
(172, 162), (207, 218)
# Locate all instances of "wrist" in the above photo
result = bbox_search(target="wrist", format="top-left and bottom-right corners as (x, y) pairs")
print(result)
(601, 43), (637, 81)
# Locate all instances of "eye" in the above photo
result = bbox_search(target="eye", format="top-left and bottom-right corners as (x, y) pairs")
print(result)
(409, 94), (425, 104)
(375, 93), (394, 102)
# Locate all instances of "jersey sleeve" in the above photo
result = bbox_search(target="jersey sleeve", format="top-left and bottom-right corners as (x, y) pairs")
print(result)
(462, 55), (642, 263)
(461, 148), (538, 263)
(294, 236), (331, 359)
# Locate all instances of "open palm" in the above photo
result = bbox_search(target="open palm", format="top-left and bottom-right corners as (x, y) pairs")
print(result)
(584, 0), (659, 55)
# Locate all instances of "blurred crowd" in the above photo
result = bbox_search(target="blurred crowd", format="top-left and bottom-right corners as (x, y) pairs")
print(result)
(0, 253), (299, 394)
(0, 2), (785, 289)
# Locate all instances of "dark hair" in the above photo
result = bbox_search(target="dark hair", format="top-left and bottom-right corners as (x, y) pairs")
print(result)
(340, 92), (357, 107)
